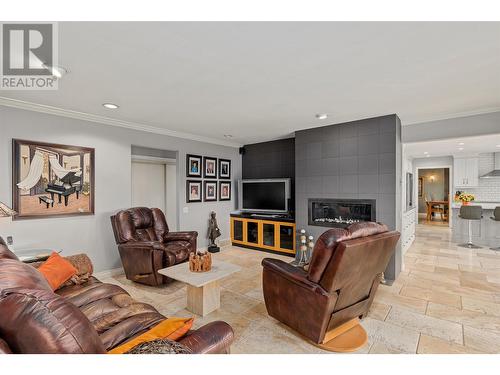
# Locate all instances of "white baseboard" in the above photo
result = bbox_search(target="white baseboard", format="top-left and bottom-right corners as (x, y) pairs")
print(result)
(197, 238), (231, 252)
(94, 267), (124, 279)
(98, 238), (232, 278)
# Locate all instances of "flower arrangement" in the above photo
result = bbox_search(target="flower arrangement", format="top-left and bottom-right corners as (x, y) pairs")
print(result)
(458, 192), (475, 205)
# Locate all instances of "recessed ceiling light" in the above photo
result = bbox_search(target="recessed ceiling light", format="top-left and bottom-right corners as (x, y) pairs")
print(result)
(102, 103), (119, 109)
(458, 142), (465, 146)
(458, 147), (464, 151)
(42, 64), (67, 78)
(315, 114), (328, 120)
(426, 154), (431, 158)
(223, 134), (233, 139)
(496, 144), (500, 148)
(423, 152), (429, 155)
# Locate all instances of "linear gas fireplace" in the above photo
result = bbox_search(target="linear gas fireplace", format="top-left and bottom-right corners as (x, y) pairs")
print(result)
(308, 198), (376, 228)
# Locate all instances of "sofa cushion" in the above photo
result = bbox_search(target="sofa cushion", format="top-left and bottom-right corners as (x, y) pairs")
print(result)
(0, 259), (51, 292)
(164, 242), (191, 263)
(0, 288), (105, 354)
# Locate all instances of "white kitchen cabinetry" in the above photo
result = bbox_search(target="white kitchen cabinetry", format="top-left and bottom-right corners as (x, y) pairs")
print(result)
(402, 208), (416, 255)
(453, 157), (479, 188)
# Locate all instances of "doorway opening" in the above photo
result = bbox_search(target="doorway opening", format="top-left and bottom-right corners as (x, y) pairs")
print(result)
(131, 155), (178, 231)
(417, 167), (450, 227)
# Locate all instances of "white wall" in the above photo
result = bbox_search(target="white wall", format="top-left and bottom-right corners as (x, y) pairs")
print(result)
(0, 106), (241, 271)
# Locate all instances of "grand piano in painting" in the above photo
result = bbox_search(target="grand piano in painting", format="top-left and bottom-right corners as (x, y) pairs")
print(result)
(45, 171), (82, 207)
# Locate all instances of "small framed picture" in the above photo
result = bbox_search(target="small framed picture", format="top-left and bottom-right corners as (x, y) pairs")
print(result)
(186, 180), (202, 202)
(203, 157), (217, 178)
(219, 181), (231, 201)
(186, 154), (202, 177)
(204, 181), (217, 202)
(219, 159), (231, 179)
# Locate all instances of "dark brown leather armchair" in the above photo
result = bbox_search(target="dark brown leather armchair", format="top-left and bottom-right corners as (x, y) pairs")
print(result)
(110, 207), (197, 286)
(262, 222), (400, 346)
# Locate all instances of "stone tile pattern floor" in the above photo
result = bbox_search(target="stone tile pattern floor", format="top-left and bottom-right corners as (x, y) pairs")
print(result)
(99, 224), (500, 354)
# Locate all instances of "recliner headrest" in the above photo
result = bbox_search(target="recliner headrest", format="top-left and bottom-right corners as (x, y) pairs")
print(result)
(307, 222), (389, 283)
(127, 207), (154, 229)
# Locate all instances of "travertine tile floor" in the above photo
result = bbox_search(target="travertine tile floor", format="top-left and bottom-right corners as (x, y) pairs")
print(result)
(100, 224), (500, 354)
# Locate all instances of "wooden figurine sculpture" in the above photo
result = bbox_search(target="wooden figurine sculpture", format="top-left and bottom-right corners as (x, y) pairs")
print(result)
(189, 251), (212, 272)
(207, 211), (221, 253)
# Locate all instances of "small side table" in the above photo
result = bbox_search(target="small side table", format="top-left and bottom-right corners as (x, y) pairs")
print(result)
(14, 249), (60, 263)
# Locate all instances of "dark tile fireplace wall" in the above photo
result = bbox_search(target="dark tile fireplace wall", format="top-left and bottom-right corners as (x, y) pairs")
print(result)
(242, 138), (295, 213)
(295, 114), (402, 280)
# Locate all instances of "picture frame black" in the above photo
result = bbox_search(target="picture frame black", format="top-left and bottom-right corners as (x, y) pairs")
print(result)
(204, 180), (218, 202)
(203, 156), (217, 179)
(186, 180), (202, 202)
(186, 154), (202, 178)
(219, 181), (231, 201)
(218, 158), (231, 179)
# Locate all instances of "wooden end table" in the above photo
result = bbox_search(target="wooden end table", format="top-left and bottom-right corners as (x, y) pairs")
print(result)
(158, 260), (241, 316)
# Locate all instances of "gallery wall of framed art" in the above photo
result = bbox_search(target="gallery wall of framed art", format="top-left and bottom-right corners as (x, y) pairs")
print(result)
(186, 154), (231, 203)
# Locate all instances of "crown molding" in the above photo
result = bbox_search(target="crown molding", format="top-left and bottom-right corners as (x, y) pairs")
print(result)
(0, 97), (243, 148)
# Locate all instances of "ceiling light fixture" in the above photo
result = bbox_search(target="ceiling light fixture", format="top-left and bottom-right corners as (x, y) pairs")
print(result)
(458, 147), (464, 151)
(458, 142), (465, 146)
(102, 103), (119, 109)
(496, 144), (500, 148)
(223, 134), (233, 139)
(42, 64), (68, 78)
(426, 154), (431, 158)
(423, 152), (429, 155)
(315, 114), (328, 120)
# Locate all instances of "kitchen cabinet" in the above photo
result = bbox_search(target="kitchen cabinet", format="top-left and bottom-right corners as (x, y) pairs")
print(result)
(454, 157), (479, 188)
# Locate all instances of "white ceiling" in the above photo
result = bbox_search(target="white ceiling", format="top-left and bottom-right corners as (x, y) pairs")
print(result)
(1, 22), (500, 146)
(405, 134), (500, 159)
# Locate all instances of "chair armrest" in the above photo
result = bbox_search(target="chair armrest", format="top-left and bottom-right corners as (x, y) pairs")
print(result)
(164, 231), (198, 243)
(117, 242), (166, 284)
(0, 338), (12, 354)
(262, 258), (329, 296)
(178, 321), (234, 354)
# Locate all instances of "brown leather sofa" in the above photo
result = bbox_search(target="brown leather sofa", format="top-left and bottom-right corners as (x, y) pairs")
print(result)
(262, 222), (400, 345)
(110, 207), (197, 286)
(0, 239), (234, 354)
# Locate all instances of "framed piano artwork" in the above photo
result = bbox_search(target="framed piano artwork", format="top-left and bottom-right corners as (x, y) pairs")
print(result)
(12, 139), (95, 220)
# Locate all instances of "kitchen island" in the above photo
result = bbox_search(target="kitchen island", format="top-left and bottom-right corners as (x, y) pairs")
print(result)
(451, 202), (500, 248)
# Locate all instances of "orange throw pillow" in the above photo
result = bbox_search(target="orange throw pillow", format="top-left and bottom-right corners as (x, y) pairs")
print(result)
(38, 252), (78, 291)
(108, 317), (194, 354)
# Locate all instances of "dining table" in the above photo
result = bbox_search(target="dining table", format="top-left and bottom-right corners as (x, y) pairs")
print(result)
(426, 200), (449, 221)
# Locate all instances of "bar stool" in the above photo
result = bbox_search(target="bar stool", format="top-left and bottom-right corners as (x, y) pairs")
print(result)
(490, 207), (500, 251)
(458, 205), (483, 249)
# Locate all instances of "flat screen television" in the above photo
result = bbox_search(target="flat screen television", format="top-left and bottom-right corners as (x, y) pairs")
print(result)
(239, 178), (290, 214)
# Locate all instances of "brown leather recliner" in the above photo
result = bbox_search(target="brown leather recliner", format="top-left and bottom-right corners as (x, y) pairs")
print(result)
(110, 207), (197, 286)
(262, 222), (400, 345)
(0, 239), (234, 354)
